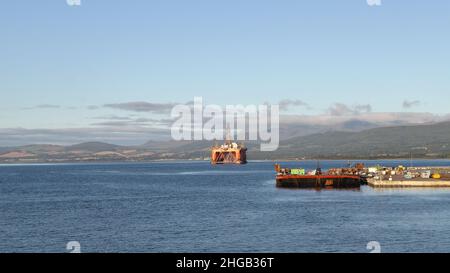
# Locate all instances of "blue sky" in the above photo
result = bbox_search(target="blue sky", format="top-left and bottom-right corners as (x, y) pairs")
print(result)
(0, 0), (449, 145)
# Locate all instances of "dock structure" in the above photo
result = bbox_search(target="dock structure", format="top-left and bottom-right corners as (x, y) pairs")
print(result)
(367, 178), (450, 188)
(365, 166), (450, 188)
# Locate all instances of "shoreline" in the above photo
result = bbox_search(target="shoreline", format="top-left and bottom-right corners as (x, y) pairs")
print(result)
(2, 158), (450, 166)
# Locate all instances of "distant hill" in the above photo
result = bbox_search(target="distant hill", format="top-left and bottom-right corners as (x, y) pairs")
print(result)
(277, 118), (380, 140)
(65, 142), (121, 152)
(251, 121), (450, 159)
(18, 144), (65, 153)
(148, 122), (450, 159)
(0, 122), (450, 163)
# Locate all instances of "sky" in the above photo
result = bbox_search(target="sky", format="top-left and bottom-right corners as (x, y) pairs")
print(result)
(0, 0), (449, 146)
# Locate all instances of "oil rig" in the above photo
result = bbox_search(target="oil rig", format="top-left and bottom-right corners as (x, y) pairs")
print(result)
(210, 127), (247, 165)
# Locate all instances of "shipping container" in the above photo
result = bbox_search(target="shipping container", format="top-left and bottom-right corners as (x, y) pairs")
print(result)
(290, 169), (305, 175)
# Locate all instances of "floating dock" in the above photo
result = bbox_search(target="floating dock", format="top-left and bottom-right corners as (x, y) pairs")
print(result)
(275, 164), (362, 189)
(368, 178), (450, 188)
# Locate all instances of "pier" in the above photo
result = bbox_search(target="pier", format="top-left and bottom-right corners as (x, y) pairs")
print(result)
(367, 178), (450, 188)
(364, 166), (450, 188)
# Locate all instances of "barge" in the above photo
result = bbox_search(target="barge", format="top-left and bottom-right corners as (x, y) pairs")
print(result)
(275, 164), (362, 189)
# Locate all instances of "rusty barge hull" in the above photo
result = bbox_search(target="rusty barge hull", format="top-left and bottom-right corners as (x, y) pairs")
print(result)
(276, 175), (362, 189)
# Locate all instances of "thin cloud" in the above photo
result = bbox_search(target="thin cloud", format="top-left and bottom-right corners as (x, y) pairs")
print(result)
(91, 115), (133, 121)
(23, 104), (61, 110)
(278, 99), (309, 111)
(327, 103), (372, 116)
(1, 111), (449, 147)
(403, 100), (421, 109)
(91, 121), (135, 127)
(282, 112), (442, 126)
(91, 116), (173, 127)
(354, 104), (372, 113)
(0, 127), (170, 147)
(87, 105), (100, 110)
(104, 101), (177, 113)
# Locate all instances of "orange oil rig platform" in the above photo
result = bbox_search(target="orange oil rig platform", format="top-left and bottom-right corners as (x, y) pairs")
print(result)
(211, 142), (247, 165)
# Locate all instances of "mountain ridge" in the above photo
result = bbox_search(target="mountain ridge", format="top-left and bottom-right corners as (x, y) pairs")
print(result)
(1, 121), (450, 162)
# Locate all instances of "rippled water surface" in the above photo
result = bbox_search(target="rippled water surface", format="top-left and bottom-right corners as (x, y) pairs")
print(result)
(1, 160), (450, 253)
